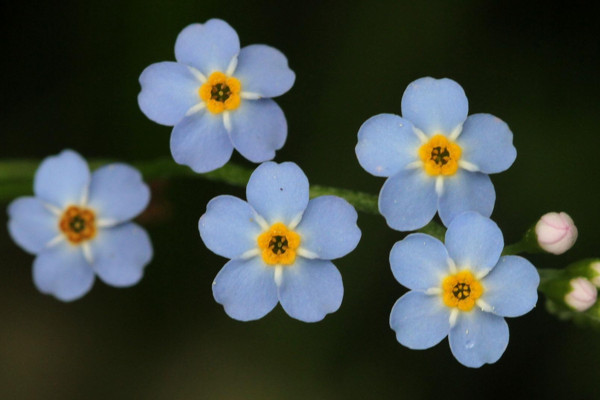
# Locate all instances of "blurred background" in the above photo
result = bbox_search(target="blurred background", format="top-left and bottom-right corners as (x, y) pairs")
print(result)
(1, 0), (599, 398)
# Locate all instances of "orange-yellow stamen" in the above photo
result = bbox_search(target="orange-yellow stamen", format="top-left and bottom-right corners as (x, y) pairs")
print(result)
(59, 205), (97, 244)
(199, 71), (241, 114)
(442, 270), (483, 311)
(418, 134), (462, 176)
(257, 222), (301, 266)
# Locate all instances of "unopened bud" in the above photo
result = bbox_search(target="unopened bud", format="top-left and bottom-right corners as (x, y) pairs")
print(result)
(535, 212), (578, 255)
(564, 277), (597, 312)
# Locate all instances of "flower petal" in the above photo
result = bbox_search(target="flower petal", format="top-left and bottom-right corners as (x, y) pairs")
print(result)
(229, 99), (287, 163)
(246, 162), (309, 225)
(401, 77), (468, 136)
(174, 19), (240, 75)
(389, 233), (450, 291)
(437, 169), (495, 227)
(295, 196), (361, 260)
(355, 114), (420, 177)
(457, 114), (516, 174)
(445, 212), (504, 276)
(378, 169), (437, 231)
(7, 197), (59, 254)
(449, 309), (509, 368)
(212, 257), (278, 321)
(34, 150), (90, 208)
(33, 243), (94, 301)
(482, 256), (539, 317)
(199, 195), (263, 259)
(389, 291), (451, 350)
(278, 258), (343, 322)
(234, 44), (295, 98)
(89, 223), (153, 287)
(87, 164), (150, 224)
(138, 61), (202, 126)
(170, 112), (234, 173)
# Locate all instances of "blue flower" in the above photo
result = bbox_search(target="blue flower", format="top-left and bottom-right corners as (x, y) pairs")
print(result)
(199, 162), (361, 322)
(138, 19), (295, 173)
(356, 77), (516, 230)
(389, 212), (539, 368)
(7, 150), (153, 301)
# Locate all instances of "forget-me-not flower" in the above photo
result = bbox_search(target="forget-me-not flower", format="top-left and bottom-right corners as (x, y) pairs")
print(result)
(199, 162), (361, 322)
(389, 212), (539, 368)
(138, 19), (295, 173)
(7, 150), (153, 301)
(356, 77), (516, 230)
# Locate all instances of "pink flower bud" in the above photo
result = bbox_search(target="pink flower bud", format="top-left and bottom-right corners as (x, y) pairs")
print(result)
(535, 212), (578, 255)
(565, 277), (597, 311)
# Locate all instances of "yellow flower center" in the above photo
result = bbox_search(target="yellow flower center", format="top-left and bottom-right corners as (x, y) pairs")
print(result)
(59, 205), (97, 244)
(199, 72), (242, 114)
(257, 222), (301, 266)
(418, 134), (462, 176)
(442, 270), (483, 311)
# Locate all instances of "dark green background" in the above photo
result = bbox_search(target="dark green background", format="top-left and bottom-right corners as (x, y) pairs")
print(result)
(2, 1), (599, 399)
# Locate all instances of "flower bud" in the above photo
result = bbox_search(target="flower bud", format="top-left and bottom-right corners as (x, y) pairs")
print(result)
(535, 212), (578, 255)
(564, 277), (597, 312)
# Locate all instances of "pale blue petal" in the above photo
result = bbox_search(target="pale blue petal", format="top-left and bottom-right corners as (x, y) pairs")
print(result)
(278, 258), (343, 322)
(437, 169), (495, 227)
(34, 150), (90, 208)
(138, 61), (202, 126)
(401, 77), (468, 136)
(229, 99), (287, 163)
(482, 256), (539, 317)
(33, 243), (94, 301)
(234, 44), (295, 98)
(89, 223), (152, 287)
(199, 195), (262, 259)
(449, 309), (509, 368)
(355, 114), (420, 177)
(295, 196), (361, 260)
(445, 212), (503, 275)
(7, 197), (58, 254)
(212, 257), (278, 321)
(389, 233), (450, 291)
(457, 114), (517, 174)
(389, 291), (451, 350)
(87, 164), (150, 224)
(170, 112), (234, 173)
(246, 162), (309, 225)
(174, 19), (240, 75)
(378, 169), (437, 231)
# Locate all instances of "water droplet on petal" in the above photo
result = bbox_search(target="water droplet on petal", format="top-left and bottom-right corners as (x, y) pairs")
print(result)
(465, 329), (469, 335)
(465, 340), (474, 349)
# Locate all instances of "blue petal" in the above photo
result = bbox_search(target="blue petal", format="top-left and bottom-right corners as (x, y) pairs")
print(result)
(212, 257), (278, 321)
(445, 212), (503, 276)
(33, 243), (95, 301)
(456, 114), (516, 174)
(401, 77), (468, 136)
(378, 169), (437, 231)
(278, 258), (343, 322)
(295, 196), (361, 260)
(199, 195), (263, 259)
(389, 291), (451, 350)
(482, 256), (539, 317)
(437, 169), (495, 227)
(389, 233), (450, 291)
(356, 114), (420, 177)
(87, 164), (150, 224)
(89, 223), (153, 287)
(8, 197), (58, 254)
(229, 99), (287, 163)
(34, 150), (90, 208)
(138, 62), (202, 126)
(170, 112), (234, 173)
(234, 44), (295, 98)
(174, 19), (240, 75)
(449, 309), (509, 368)
(246, 162), (309, 226)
